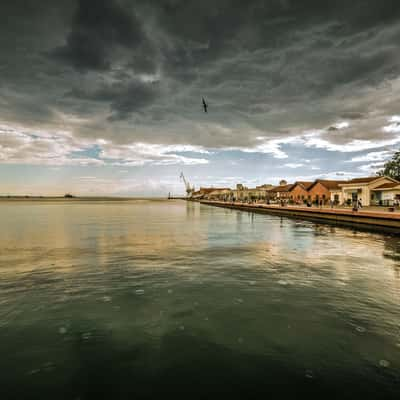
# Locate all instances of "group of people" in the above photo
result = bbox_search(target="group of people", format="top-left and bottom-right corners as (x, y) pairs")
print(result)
(281, 198), (327, 208)
(218, 196), (368, 210)
(216, 195), (400, 211)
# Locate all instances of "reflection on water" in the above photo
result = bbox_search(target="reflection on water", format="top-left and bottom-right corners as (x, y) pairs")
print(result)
(0, 199), (399, 399)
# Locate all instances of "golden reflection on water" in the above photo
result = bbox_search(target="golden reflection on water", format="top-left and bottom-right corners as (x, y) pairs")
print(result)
(0, 200), (207, 274)
(0, 199), (399, 304)
(1, 200), (400, 399)
(1, 200), (399, 275)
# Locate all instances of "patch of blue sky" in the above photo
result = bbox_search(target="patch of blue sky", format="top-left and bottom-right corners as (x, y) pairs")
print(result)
(69, 145), (102, 159)
(168, 150), (212, 159)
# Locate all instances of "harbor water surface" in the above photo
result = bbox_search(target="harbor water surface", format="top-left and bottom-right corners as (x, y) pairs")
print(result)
(1, 199), (400, 399)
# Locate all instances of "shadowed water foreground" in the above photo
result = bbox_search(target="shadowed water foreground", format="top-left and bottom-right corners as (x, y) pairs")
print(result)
(0, 199), (399, 399)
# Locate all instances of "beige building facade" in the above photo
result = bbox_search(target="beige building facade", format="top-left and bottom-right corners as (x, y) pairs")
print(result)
(332, 177), (399, 206)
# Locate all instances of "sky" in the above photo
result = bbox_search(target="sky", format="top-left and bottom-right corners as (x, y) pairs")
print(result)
(1, 0), (400, 196)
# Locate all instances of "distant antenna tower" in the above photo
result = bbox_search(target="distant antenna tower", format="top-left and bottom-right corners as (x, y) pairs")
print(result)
(180, 172), (194, 197)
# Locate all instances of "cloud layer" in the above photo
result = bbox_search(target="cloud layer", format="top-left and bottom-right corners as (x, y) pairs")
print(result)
(1, 0), (400, 193)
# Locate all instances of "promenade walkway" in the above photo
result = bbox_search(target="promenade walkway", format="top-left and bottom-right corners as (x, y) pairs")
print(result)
(199, 200), (400, 230)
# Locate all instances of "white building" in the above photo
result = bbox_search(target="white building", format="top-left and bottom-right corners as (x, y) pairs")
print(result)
(331, 176), (399, 206)
(372, 181), (400, 205)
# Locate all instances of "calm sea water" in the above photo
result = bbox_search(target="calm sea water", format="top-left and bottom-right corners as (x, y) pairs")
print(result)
(0, 199), (399, 399)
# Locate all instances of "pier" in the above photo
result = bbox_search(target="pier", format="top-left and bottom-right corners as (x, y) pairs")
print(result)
(198, 200), (400, 231)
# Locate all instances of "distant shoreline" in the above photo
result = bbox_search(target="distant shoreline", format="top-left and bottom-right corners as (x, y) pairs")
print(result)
(0, 196), (170, 202)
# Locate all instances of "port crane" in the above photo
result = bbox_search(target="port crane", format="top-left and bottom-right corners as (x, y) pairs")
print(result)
(180, 172), (194, 197)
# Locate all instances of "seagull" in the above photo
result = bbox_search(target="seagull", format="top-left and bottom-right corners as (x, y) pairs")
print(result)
(202, 97), (208, 113)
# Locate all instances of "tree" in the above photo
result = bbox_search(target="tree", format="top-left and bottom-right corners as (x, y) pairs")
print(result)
(377, 150), (400, 180)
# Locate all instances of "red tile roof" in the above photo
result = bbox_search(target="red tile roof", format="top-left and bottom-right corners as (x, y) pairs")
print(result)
(269, 184), (294, 192)
(290, 181), (314, 190)
(309, 179), (347, 190)
(345, 177), (381, 184)
(374, 182), (400, 189)
(199, 187), (230, 193)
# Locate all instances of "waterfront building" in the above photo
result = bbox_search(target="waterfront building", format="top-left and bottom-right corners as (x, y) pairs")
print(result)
(231, 186), (259, 202)
(256, 184), (274, 190)
(194, 175), (400, 207)
(236, 183), (247, 191)
(267, 183), (294, 201)
(336, 176), (398, 206)
(202, 188), (231, 200)
(190, 190), (205, 199)
(207, 188), (231, 200)
(227, 183), (274, 202)
(307, 180), (347, 205)
(190, 187), (227, 200)
(369, 181), (400, 206)
(289, 181), (313, 204)
(253, 184), (275, 202)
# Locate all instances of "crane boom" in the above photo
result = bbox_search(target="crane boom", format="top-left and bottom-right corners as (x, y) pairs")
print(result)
(180, 172), (194, 197)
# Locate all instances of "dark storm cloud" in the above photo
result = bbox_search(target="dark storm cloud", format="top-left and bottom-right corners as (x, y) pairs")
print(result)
(68, 79), (160, 120)
(2, 0), (400, 151)
(340, 112), (366, 120)
(328, 126), (339, 131)
(147, 0), (400, 69)
(50, 0), (153, 72)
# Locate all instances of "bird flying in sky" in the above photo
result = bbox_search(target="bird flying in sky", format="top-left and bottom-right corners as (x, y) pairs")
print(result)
(202, 97), (208, 113)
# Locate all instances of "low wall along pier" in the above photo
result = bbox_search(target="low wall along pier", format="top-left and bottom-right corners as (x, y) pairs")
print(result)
(199, 200), (400, 232)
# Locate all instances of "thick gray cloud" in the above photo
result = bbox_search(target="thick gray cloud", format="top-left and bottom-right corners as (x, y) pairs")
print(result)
(50, 0), (152, 71)
(66, 78), (160, 120)
(1, 0), (400, 154)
